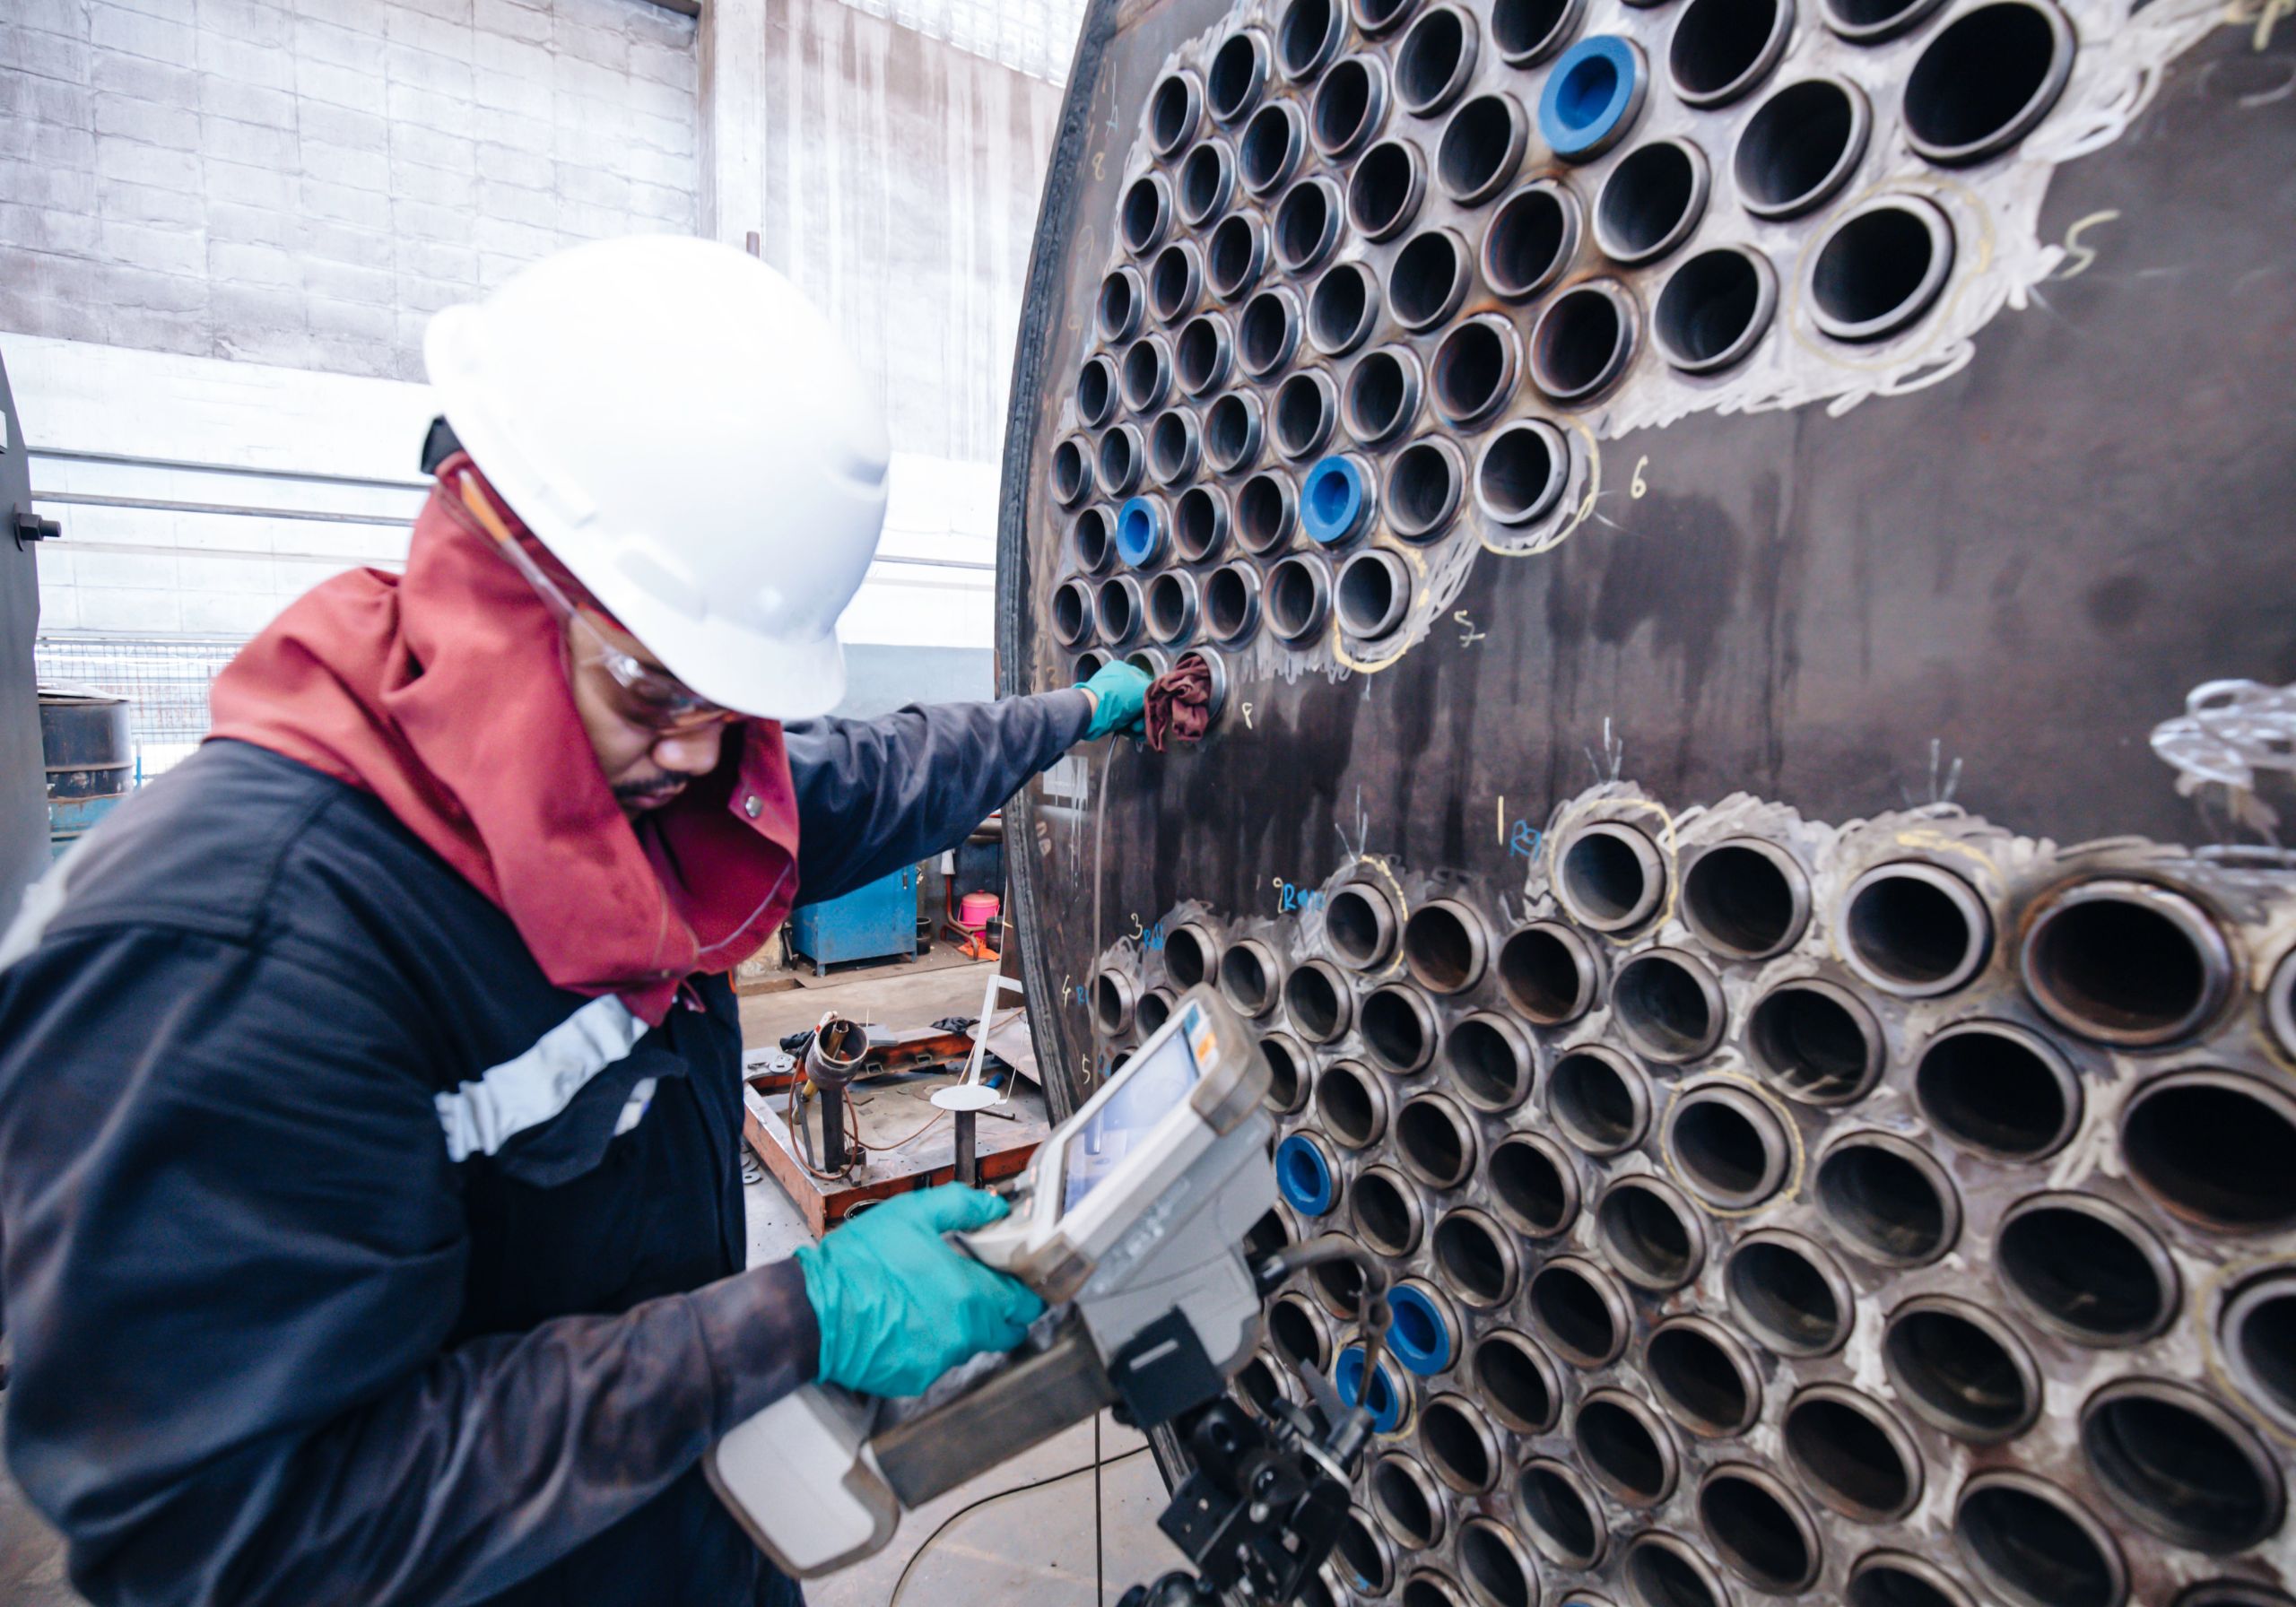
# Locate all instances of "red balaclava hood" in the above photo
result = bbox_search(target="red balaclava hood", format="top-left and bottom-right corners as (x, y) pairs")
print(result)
(207, 455), (802, 1025)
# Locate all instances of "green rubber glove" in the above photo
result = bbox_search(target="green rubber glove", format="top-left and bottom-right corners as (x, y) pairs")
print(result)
(1080, 660), (1152, 741)
(795, 1184), (1045, 1398)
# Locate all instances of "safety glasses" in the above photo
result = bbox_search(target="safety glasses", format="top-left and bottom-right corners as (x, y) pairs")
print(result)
(447, 467), (741, 736)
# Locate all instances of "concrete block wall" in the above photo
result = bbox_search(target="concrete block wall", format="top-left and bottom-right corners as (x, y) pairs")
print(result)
(1, 0), (700, 385)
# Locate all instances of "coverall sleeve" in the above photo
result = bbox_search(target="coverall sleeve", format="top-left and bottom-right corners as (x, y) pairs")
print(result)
(782, 689), (1095, 903)
(0, 925), (815, 1607)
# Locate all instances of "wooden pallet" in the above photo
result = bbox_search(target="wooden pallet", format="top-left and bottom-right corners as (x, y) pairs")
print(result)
(742, 1072), (1051, 1237)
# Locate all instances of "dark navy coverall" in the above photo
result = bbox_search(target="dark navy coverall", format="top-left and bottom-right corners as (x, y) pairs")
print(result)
(0, 691), (1091, 1607)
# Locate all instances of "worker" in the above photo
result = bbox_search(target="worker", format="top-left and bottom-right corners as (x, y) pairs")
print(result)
(0, 237), (1152, 1607)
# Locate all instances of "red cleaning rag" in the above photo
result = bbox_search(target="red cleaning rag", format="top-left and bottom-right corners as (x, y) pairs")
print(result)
(1144, 655), (1215, 753)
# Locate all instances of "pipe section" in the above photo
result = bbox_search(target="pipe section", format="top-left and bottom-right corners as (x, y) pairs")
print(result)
(2080, 1379), (2284, 1553)
(1474, 420), (1570, 525)
(1681, 836), (1808, 957)
(1839, 859), (1993, 996)
(1645, 1315), (1761, 1437)
(1902, 0), (2074, 165)
(1747, 977), (1884, 1105)
(1724, 1229), (1853, 1356)
(1148, 68), (1204, 158)
(1350, 1162), (1426, 1255)
(1595, 137), (1710, 265)
(1474, 1329), (1563, 1432)
(1205, 210), (1270, 300)
(1815, 1130), (1961, 1265)
(1498, 920), (1599, 1024)
(1665, 1080), (1792, 1207)
(1121, 172), (1173, 256)
(1239, 286), (1304, 377)
(2119, 1070), (2296, 1232)
(1596, 1174), (1706, 1290)
(1148, 409), (1202, 487)
(1489, 1131), (1579, 1237)
(1274, 369), (1341, 460)
(1397, 5), (1481, 116)
(1530, 1255), (1631, 1368)
(1221, 938), (1280, 1014)
(1389, 228), (1474, 331)
(1953, 1472), (2126, 1607)
(1655, 244), (1779, 373)
(1492, 0), (1587, 62)
(1308, 261), (1382, 356)
(1482, 178), (1582, 300)
(1205, 561), (1263, 642)
(1882, 1295), (2039, 1443)
(1808, 195), (1956, 343)
(1396, 1090), (1480, 1188)
(1267, 552), (1334, 640)
(1518, 1458), (1606, 1568)
(1237, 470), (1298, 552)
(1575, 1388), (1678, 1506)
(1421, 1393), (1504, 1492)
(1362, 981), (1439, 1072)
(1279, 0), (1345, 78)
(1285, 956), (1354, 1042)
(1275, 176), (1344, 274)
(1207, 26), (1273, 125)
(1699, 1464), (1822, 1594)
(1177, 138), (1236, 229)
(1436, 92), (1528, 204)
(1735, 75), (1870, 219)
(1149, 239), (1205, 325)
(1610, 948), (1726, 1063)
(1443, 1011), (1535, 1111)
(1432, 314), (1522, 428)
(1345, 345), (1424, 446)
(1405, 899), (1490, 993)
(1205, 391), (1265, 473)
(1557, 819), (1667, 930)
(1145, 569), (1200, 644)
(1548, 1044), (1651, 1155)
(1668, 0), (1794, 107)
(1240, 99), (1309, 195)
(1326, 880), (1401, 968)
(1783, 1384), (1922, 1523)
(1173, 483), (1230, 562)
(1530, 279), (1639, 401)
(1348, 137), (1428, 240)
(1312, 54), (1391, 159)
(2019, 877), (2233, 1046)
(1260, 1029), (1310, 1113)
(1996, 1191), (2176, 1346)
(1913, 1020), (2080, 1159)
(1433, 1206), (1520, 1308)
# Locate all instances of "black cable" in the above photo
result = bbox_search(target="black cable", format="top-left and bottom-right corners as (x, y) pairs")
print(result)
(885, 1442), (1152, 1607)
(1094, 1412), (1107, 1607)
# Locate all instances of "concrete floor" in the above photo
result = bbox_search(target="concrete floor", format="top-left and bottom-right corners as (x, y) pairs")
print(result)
(742, 952), (1188, 1607)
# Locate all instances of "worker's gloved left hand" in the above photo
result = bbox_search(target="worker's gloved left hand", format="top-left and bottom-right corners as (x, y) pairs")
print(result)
(796, 1184), (1045, 1398)
(1079, 661), (1152, 741)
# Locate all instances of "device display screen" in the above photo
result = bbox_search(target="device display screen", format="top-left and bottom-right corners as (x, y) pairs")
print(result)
(1060, 1001), (1209, 1212)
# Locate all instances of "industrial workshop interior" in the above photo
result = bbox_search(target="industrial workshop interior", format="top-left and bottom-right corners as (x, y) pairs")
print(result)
(1, 0), (2292, 1602)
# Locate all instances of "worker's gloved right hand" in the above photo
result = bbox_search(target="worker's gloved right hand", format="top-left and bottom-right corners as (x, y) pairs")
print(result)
(796, 1184), (1045, 1398)
(1079, 660), (1152, 741)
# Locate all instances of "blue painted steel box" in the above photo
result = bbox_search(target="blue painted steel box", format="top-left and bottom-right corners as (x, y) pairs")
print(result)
(787, 865), (918, 975)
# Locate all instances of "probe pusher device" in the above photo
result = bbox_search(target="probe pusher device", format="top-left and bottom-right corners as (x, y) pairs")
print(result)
(707, 983), (1278, 1577)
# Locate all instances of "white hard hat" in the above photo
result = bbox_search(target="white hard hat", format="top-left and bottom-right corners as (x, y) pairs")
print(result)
(424, 235), (889, 721)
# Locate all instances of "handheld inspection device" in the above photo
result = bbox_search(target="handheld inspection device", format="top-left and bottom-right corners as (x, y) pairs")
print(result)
(706, 983), (1284, 1578)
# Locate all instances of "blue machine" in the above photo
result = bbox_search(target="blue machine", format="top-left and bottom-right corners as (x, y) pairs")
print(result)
(786, 864), (918, 976)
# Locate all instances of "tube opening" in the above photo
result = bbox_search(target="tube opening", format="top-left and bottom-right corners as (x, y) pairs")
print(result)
(1350, 1164), (1423, 1255)
(1530, 1257), (1627, 1367)
(1052, 578), (1096, 647)
(1397, 1092), (1476, 1188)
(1344, 346), (1421, 446)
(1402, 1576), (1465, 1607)
(1903, 1), (2074, 164)
(1122, 337), (1173, 414)
(1237, 471), (1296, 552)
(1072, 650), (1108, 682)
(1596, 138), (1709, 265)
(1274, 370), (1338, 460)
(1735, 77), (1868, 219)
(1668, 0), (1791, 107)
(1549, 1046), (1649, 1155)
(1074, 506), (1118, 574)
(1313, 55), (1387, 157)
(1915, 1022), (2078, 1159)
(1150, 71), (1204, 157)
(1052, 436), (1093, 508)
(1816, 1134), (1958, 1265)
(1206, 212), (1268, 300)
(1261, 1031), (1308, 1113)
(1276, 178), (1342, 274)
(1204, 562), (1261, 643)
(1174, 485), (1229, 562)
(1178, 139), (1237, 229)
(1518, 1460), (1604, 1568)
(2121, 1071), (2296, 1232)
(1148, 242), (1202, 326)
(2021, 880), (2231, 1045)
(1122, 173), (1173, 256)
(1700, 1467), (1819, 1594)
(1361, 982), (1436, 1071)
(1078, 354), (1119, 427)
(1665, 1084), (1790, 1208)
(1431, 316), (1520, 427)
(1337, 1509), (1394, 1596)
(1596, 1176), (1702, 1290)
(1092, 968), (1135, 1034)
(1444, 1013), (1534, 1112)
(1682, 838), (1806, 958)
(1954, 1474), (2126, 1607)
(1612, 949), (1723, 1063)
(2224, 1272), (2296, 1434)
(1997, 1193), (2175, 1346)
(1784, 1385), (1919, 1522)
(1240, 100), (1306, 195)
(1647, 1318), (1758, 1437)
(1239, 288), (1302, 378)
(1492, 0), (1584, 63)
(1475, 421), (1569, 526)
(1099, 268), (1144, 344)
(1308, 262), (1379, 358)
(1208, 28), (1272, 125)
(1809, 196), (1953, 343)
(1266, 553), (1330, 640)
(1150, 411), (1202, 488)
(1458, 1524), (1535, 1607)
(1422, 1394), (1501, 1492)
(1146, 569), (1198, 643)
(1162, 923), (1217, 989)
(1381, 439), (1463, 542)
(1749, 979), (1883, 1105)
(1205, 391), (1264, 473)
(2081, 1380), (2284, 1553)
(1655, 245), (1776, 373)
(1436, 93), (1526, 204)
(1561, 821), (1665, 929)
(1397, 6), (1478, 115)
(1095, 574), (1141, 643)
(1577, 1391), (1676, 1506)
(1235, 1351), (1286, 1414)
(1326, 881), (1400, 968)
(1530, 280), (1635, 400)
(1348, 138), (1426, 241)
(1474, 1330), (1561, 1433)
(1842, 861), (1991, 996)
(1220, 938), (1278, 1014)
(1371, 1455), (1443, 1550)
(1279, 0), (1344, 79)
(1883, 1297), (2039, 1442)
(1433, 1209), (1518, 1308)
(1846, 1555), (1975, 1607)
(1404, 899), (1487, 993)
(1625, 1533), (1726, 1607)
(1389, 229), (1470, 331)
(1726, 1231), (1850, 1356)
(1497, 921), (1596, 1023)
(1335, 551), (1410, 639)
(1355, 0), (1422, 36)
(1482, 179), (1578, 300)
(1284, 958), (1351, 1042)
(1490, 1132), (1577, 1236)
